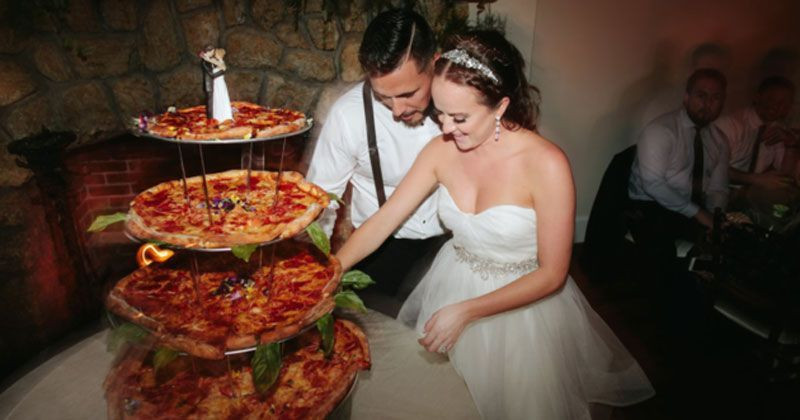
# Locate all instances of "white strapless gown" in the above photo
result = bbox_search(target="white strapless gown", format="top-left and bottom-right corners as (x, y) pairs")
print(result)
(398, 186), (655, 419)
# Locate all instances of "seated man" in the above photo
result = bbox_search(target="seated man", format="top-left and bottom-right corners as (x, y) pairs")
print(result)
(306, 9), (445, 312)
(628, 68), (730, 280)
(715, 76), (798, 189)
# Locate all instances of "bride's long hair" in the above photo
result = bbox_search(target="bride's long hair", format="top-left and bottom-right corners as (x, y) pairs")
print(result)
(435, 30), (540, 132)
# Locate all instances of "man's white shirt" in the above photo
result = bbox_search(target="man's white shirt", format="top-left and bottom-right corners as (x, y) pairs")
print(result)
(629, 108), (730, 217)
(714, 106), (785, 174)
(306, 82), (444, 239)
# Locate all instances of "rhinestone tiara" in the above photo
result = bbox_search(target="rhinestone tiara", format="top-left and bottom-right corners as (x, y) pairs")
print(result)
(441, 49), (499, 84)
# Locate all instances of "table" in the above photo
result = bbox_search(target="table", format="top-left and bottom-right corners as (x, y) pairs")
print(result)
(691, 208), (800, 333)
(689, 211), (800, 382)
(728, 183), (800, 233)
(0, 310), (479, 420)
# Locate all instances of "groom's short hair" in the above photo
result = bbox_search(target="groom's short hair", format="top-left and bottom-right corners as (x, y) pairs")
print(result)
(358, 8), (437, 77)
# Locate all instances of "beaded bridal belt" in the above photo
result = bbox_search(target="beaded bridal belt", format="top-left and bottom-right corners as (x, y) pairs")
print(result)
(452, 244), (539, 280)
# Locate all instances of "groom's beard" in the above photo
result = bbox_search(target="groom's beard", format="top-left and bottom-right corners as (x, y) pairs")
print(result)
(395, 103), (437, 127)
(395, 110), (426, 127)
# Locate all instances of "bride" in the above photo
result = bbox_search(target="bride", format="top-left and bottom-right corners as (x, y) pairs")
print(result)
(336, 30), (655, 419)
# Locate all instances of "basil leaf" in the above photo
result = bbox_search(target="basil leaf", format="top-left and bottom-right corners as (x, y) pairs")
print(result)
(153, 347), (179, 373)
(315, 313), (334, 358)
(305, 222), (330, 255)
(88, 213), (127, 232)
(231, 244), (258, 262)
(327, 192), (344, 205)
(334, 290), (366, 313)
(107, 322), (149, 353)
(341, 270), (375, 290)
(252, 342), (282, 394)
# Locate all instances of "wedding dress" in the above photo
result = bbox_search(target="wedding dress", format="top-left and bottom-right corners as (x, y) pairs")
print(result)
(398, 185), (655, 419)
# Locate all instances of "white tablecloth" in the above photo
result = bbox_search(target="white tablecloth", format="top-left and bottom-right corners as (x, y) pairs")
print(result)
(0, 310), (479, 420)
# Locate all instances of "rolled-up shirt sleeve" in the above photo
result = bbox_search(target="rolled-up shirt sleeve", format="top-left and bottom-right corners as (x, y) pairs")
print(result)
(306, 108), (357, 238)
(637, 125), (699, 218)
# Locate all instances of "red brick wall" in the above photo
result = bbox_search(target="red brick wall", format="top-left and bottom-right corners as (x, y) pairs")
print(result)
(67, 140), (173, 247)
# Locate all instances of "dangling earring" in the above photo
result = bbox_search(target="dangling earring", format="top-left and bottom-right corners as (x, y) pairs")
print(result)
(494, 116), (501, 142)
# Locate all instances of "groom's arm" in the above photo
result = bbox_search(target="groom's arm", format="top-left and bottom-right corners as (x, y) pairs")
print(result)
(306, 108), (358, 238)
(336, 137), (442, 271)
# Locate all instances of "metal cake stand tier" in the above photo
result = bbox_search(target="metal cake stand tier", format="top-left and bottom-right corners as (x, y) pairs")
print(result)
(108, 313), (331, 356)
(123, 228), (285, 253)
(106, 300), (333, 356)
(221, 318), (326, 355)
(123, 118), (316, 251)
(131, 121), (312, 145)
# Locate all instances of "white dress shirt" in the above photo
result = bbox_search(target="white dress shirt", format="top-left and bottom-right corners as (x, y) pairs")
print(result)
(306, 82), (444, 239)
(629, 108), (730, 217)
(714, 106), (785, 173)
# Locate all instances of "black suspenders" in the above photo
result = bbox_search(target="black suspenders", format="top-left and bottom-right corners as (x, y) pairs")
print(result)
(362, 81), (387, 206)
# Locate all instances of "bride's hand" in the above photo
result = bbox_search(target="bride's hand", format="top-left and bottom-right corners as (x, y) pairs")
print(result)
(419, 302), (472, 353)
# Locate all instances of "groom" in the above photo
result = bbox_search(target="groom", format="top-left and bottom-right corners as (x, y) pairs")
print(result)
(306, 9), (446, 312)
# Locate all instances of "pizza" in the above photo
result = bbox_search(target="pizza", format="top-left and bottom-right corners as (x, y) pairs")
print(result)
(232, 102), (308, 138)
(126, 170), (329, 248)
(142, 101), (307, 140)
(105, 242), (341, 359)
(104, 319), (370, 420)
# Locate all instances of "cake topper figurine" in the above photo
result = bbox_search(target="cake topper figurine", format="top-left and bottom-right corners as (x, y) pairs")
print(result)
(200, 46), (233, 121)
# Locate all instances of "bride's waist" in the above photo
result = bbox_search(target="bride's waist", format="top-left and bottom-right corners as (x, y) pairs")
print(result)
(451, 243), (538, 279)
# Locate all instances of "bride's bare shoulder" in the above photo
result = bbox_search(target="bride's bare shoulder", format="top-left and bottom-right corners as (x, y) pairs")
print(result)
(517, 130), (567, 158)
(420, 134), (455, 157)
(415, 134), (455, 170)
(518, 131), (571, 175)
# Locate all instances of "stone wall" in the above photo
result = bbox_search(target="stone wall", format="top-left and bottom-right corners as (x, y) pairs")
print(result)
(0, 0), (378, 188)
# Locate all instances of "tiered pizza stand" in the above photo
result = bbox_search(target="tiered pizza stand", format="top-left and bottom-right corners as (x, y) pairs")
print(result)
(125, 121), (319, 340)
(103, 114), (362, 418)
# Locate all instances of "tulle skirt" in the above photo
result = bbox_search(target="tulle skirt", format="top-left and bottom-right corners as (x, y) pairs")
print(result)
(398, 241), (655, 419)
